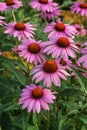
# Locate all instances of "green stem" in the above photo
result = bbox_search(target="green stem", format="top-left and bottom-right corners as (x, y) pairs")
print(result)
(56, 87), (59, 121)
(43, 12), (48, 24)
(46, 111), (50, 130)
(11, 10), (16, 22)
(38, 112), (42, 127)
(82, 86), (87, 95)
(24, 17), (30, 22)
(27, 63), (30, 76)
(27, 63), (33, 83)
(52, 17), (55, 22)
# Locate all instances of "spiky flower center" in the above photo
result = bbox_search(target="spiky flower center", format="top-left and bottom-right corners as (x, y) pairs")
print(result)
(57, 37), (70, 48)
(80, 3), (87, 9)
(76, 27), (81, 31)
(55, 23), (65, 31)
(28, 43), (40, 54)
(39, 0), (48, 4)
(60, 59), (67, 66)
(32, 88), (43, 99)
(43, 60), (57, 73)
(6, 0), (14, 6)
(46, 11), (51, 14)
(15, 22), (25, 31)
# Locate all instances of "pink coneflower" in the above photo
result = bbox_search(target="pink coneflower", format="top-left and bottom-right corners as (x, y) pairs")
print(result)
(0, 2), (7, 11)
(71, 2), (87, 17)
(57, 58), (72, 71)
(44, 36), (79, 60)
(0, 0), (22, 11)
(0, 16), (5, 26)
(78, 42), (87, 69)
(18, 39), (46, 65)
(12, 46), (19, 53)
(71, 61), (87, 78)
(19, 84), (56, 113)
(44, 18), (76, 39)
(31, 60), (69, 87)
(40, 6), (60, 20)
(29, 0), (58, 12)
(4, 22), (36, 41)
(74, 24), (86, 36)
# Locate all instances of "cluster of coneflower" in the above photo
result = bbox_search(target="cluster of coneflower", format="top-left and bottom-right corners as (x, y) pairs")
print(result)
(0, 0), (87, 113)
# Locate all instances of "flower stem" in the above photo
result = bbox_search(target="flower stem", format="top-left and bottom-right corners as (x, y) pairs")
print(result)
(38, 112), (42, 127)
(52, 17), (55, 22)
(11, 10), (16, 22)
(27, 63), (30, 76)
(43, 12), (48, 24)
(27, 63), (33, 83)
(46, 111), (50, 130)
(82, 86), (87, 95)
(56, 87), (59, 121)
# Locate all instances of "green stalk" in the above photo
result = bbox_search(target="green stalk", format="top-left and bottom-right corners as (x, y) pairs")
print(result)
(43, 12), (48, 24)
(46, 111), (50, 130)
(56, 87), (59, 121)
(11, 10), (16, 22)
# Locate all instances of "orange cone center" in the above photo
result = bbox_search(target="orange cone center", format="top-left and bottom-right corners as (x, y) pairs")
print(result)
(57, 37), (70, 48)
(43, 60), (58, 73)
(55, 23), (65, 31)
(39, 0), (48, 4)
(32, 88), (43, 98)
(6, 0), (14, 5)
(15, 22), (25, 31)
(28, 43), (40, 54)
(80, 3), (87, 8)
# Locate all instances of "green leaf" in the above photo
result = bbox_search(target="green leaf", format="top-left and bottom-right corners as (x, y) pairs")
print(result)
(0, 103), (19, 115)
(27, 126), (39, 130)
(1, 43), (13, 51)
(0, 113), (12, 130)
(61, 88), (84, 97)
(22, 111), (28, 130)
(59, 116), (74, 130)
(77, 66), (87, 73)
(78, 114), (87, 124)
(60, 0), (73, 8)
(62, 101), (79, 110)
(2, 58), (29, 85)
(81, 103), (87, 110)
(81, 125), (87, 130)
(66, 110), (79, 117)
(71, 67), (87, 94)
(33, 113), (38, 126)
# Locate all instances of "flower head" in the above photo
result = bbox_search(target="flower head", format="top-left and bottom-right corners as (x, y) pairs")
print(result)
(12, 46), (19, 53)
(0, 2), (7, 11)
(4, 22), (36, 41)
(40, 6), (60, 20)
(71, 61), (87, 78)
(29, 0), (58, 12)
(18, 39), (46, 65)
(78, 42), (87, 69)
(31, 60), (70, 87)
(44, 36), (79, 60)
(19, 84), (56, 113)
(57, 58), (72, 71)
(71, 2), (87, 17)
(74, 24), (86, 36)
(0, 16), (5, 26)
(44, 18), (76, 38)
(0, 0), (22, 11)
